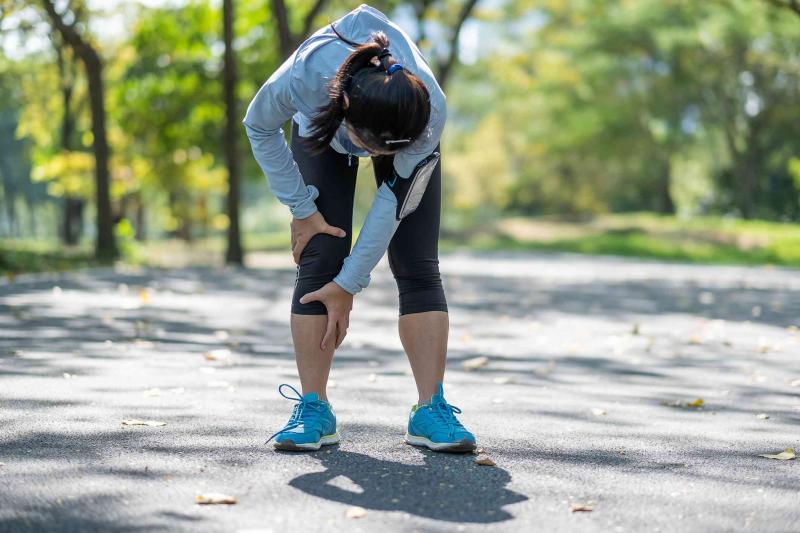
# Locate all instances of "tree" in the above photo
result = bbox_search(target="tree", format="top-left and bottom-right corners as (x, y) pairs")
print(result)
(40, 0), (117, 259)
(269, 0), (330, 59)
(223, 0), (243, 264)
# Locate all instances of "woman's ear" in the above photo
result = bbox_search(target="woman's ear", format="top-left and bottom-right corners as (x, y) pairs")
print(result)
(342, 91), (350, 109)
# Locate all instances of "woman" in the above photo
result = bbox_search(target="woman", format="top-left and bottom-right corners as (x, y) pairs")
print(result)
(243, 3), (475, 453)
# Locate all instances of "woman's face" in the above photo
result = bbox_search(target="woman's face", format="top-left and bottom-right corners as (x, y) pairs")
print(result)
(345, 122), (395, 156)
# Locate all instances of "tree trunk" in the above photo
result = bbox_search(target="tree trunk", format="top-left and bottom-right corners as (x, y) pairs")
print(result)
(656, 160), (675, 214)
(41, 0), (117, 260)
(55, 38), (85, 246)
(224, 0), (244, 264)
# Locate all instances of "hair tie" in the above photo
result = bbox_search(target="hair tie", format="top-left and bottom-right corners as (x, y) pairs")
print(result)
(387, 64), (404, 75)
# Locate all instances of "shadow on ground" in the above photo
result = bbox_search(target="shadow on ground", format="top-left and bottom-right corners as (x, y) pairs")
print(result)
(289, 445), (528, 523)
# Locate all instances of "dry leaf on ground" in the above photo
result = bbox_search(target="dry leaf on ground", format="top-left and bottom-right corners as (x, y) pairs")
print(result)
(196, 493), (237, 505)
(121, 419), (167, 427)
(570, 502), (596, 513)
(661, 398), (704, 408)
(205, 349), (232, 361)
(759, 448), (795, 461)
(345, 506), (367, 519)
(475, 456), (496, 466)
(462, 356), (489, 371)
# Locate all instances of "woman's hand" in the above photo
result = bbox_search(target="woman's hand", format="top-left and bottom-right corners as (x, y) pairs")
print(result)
(290, 211), (346, 264)
(299, 281), (353, 350)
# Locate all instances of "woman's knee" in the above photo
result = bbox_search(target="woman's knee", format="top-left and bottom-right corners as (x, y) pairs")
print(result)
(292, 233), (351, 314)
(391, 258), (448, 315)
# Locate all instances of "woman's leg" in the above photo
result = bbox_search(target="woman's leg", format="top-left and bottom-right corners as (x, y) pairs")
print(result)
(290, 121), (357, 401)
(372, 145), (448, 404)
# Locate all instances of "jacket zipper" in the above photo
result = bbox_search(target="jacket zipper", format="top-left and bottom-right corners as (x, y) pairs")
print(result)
(348, 153), (352, 167)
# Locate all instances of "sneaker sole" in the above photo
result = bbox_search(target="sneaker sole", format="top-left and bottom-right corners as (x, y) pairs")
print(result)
(274, 432), (340, 452)
(404, 432), (476, 453)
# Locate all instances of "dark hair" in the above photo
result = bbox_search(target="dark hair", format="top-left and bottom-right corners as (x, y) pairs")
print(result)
(303, 30), (431, 155)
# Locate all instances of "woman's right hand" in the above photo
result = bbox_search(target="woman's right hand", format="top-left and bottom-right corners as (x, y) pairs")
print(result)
(290, 211), (347, 264)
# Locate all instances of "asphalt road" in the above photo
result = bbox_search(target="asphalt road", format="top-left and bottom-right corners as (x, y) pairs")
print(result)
(1, 251), (799, 532)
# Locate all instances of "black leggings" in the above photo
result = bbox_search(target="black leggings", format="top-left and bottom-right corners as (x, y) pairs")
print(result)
(290, 120), (447, 316)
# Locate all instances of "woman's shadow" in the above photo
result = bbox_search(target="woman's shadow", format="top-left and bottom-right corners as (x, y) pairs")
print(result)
(288, 445), (528, 523)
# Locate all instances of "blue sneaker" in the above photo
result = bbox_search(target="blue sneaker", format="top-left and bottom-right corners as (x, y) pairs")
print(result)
(265, 384), (340, 451)
(405, 383), (476, 452)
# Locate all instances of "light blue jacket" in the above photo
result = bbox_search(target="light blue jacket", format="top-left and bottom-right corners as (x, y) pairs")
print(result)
(242, 3), (446, 295)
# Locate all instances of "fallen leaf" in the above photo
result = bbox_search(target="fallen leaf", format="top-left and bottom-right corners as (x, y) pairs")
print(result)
(570, 502), (595, 513)
(122, 419), (167, 427)
(196, 493), (237, 505)
(474, 456), (496, 466)
(345, 506), (367, 519)
(661, 398), (704, 409)
(756, 413), (770, 420)
(205, 349), (232, 361)
(590, 408), (608, 416)
(139, 288), (150, 304)
(759, 448), (795, 461)
(462, 356), (489, 371)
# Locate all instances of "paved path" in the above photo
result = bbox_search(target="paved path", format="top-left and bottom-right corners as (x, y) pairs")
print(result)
(1, 252), (799, 532)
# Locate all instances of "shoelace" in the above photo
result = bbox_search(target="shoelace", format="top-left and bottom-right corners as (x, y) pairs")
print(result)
(427, 399), (465, 437)
(264, 384), (325, 444)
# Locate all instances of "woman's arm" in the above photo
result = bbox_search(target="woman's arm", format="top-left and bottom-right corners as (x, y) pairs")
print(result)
(333, 181), (401, 294)
(242, 55), (320, 219)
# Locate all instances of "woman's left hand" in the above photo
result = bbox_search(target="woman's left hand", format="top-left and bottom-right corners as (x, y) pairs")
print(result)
(299, 281), (354, 350)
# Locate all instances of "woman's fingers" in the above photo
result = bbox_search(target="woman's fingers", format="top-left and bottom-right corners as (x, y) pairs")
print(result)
(323, 224), (347, 238)
(292, 235), (309, 264)
(298, 288), (319, 305)
(335, 318), (347, 348)
(321, 315), (336, 351)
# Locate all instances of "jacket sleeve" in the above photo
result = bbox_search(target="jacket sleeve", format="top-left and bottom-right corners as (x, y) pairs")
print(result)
(333, 182), (400, 295)
(242, 54), (320, 219)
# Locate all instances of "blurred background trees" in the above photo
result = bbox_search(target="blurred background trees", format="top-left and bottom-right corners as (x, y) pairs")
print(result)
(1, 0), (799, 270)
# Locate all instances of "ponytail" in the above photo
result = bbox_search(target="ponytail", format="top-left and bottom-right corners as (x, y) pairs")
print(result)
(302, 28), (429, 155)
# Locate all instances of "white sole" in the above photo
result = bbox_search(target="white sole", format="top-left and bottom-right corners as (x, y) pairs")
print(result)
(404, 432), (476, 453)
(274, 431), (340, 451)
